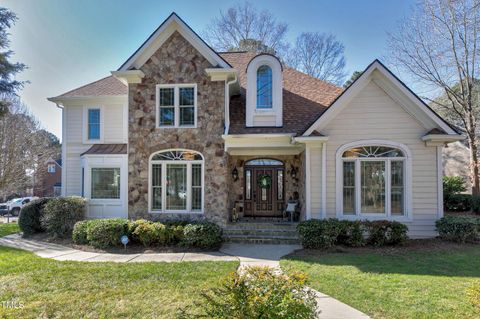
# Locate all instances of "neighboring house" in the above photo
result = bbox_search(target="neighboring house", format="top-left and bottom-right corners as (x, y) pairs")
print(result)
(48, 13), (464, 237)
(443, 141), (472, 192)
(34, 158), (62, 197)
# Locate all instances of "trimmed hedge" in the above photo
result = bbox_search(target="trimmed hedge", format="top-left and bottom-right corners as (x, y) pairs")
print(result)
(41, 196), (86, 238)
(18, 198), (52, 236)
(72, 219), (222, 249)
(436, 215), (480, 243)
(297, 219), (408, 249)
(445, 194), (472, 212)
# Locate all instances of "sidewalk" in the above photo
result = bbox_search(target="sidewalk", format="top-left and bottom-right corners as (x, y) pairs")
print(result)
(0, 234), (370, 319)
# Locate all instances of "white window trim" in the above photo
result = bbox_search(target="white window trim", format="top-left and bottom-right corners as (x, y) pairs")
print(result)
(148, 149), (204, 214)
(156, 84), (197, 128)
(82, 105), (104, 144)
(47, 164), (56, 173)
(335, 140), (413, 222)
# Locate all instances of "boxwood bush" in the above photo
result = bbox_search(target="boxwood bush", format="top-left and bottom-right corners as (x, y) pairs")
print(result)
(181, 222), (223, 249)
(297, 219), (408, 249)
(132, 220), (168, 247)
(41, 196), (86, 238)
(18, 198), (52, 236)
(86, 218), (131, 248)
(436, 215), (480, 243)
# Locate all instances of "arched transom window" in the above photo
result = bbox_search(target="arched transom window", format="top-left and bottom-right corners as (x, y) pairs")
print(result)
(149, 149), (203, 213)
(340, 145), (407, 217)
(256, 65), (273, 109)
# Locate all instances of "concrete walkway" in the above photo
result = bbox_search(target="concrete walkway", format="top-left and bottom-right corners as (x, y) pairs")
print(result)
(0, 234), (370, 318)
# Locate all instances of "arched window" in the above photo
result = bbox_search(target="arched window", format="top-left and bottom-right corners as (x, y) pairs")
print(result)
(256, 65), (273, 109)
(149, 149), (203, 213)
(337, 143), (410, 218)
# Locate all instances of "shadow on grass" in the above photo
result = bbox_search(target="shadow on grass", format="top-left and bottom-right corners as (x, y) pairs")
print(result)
(282, 241), (480, 277)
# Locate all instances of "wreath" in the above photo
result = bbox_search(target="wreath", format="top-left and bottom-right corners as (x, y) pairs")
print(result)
(257, 174), (272, 189)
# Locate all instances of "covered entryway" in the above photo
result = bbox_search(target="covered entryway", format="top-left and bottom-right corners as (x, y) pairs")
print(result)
(243, 159), (285, 217)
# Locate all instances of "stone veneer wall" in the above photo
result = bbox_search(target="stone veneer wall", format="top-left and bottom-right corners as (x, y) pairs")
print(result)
(227, 153), (306, 221)
(128, 31), (229, 225)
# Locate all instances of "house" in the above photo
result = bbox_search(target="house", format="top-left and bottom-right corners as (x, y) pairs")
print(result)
(48, 13), (464, 238)
(34, 158), (62, 197)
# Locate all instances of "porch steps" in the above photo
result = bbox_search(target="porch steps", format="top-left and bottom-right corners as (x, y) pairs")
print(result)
(223, 222), (300, 245)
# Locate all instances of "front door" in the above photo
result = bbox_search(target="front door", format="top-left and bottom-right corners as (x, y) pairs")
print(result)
(244, 159), (285, 217)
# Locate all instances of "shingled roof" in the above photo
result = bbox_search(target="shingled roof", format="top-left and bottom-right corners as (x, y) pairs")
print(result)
(220, 52), (343, 136)
(57, 76), (127, 98)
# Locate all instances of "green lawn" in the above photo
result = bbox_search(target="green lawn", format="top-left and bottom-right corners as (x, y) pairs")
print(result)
(0, 222), (20, 237)
(0, 246), (238, 318)
(281, 244), (480, 319)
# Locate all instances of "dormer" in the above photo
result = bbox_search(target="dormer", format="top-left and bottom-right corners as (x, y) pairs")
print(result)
(246, 54), (283, 127)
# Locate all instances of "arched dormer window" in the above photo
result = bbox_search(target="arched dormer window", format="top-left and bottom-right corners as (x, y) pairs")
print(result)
(246, 54), (283, 127)
(256, 65), (273, 109)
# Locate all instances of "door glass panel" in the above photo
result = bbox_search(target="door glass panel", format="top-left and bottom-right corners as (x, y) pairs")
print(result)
(277, 170), (283, 200)
(361, 161), (385, 214)
(191, 164), (202, 211)
(391, 161), (404, 215)
(151, 164), (162, 210)
(166, 164), (187, 210)
(245, 170), (251, 200)
(261, 188), (267, 201)
(343, 161), (355, 214)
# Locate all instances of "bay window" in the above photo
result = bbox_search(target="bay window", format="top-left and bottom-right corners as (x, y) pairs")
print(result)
(149, 149), (203, 213)
(339, 144), (409, 218)
(91, 168), (120, 199)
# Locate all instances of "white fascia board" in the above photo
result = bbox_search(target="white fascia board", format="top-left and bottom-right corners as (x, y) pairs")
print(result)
(303, 60), (458, 136)
(47, 95), (127, 106)
(118, 13), (230, 71)
(222, 133), (296, 139)
(422, 134), (466, 146)
(293, 136), (329, 144)
(111, 70), (145, 84)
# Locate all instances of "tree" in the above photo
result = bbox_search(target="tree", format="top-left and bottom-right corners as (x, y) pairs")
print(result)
(343, 71), (363, 88)
(0, 7), (26, 115)
(203, 2), (288, 55)
(286, 32), (347, 85)
(388, 0), (480, 195)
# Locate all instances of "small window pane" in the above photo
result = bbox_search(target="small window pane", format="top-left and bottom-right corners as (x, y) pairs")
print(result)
(179, 107), (195, 126)
(245, 170), (251, 200)
(343, 161), (355, 214)
(88, 109), (100, 140)
(159, 107), (175, 126)
(257, 65), (273, 109)
(179, 87), (194, 106)
(391, 161), (404, 215)
(343, 146), (404, 158)
(245, 159), (283, 166)
(159, 88), (174, 106)
(152, 164), (162, 210)
(152, 150), (203, 161)
(191, 164), (202, 211)
(277, 170), (283, 200)
(361, 161), (385, 214)
(91, 168), (120, 199)
(166, 164), (187, 210)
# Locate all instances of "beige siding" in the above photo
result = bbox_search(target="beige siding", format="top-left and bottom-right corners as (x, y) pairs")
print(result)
(63, 99), (127, 196)
(313, 80), (439, 238)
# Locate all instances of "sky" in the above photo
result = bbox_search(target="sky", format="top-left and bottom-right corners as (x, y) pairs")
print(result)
(3, 0), (416, 140)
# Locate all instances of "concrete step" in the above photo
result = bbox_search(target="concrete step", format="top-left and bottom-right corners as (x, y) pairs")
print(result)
(223, 228), (298, 237)
(225, 222), (299, 231)
(223, 234), (301, 245)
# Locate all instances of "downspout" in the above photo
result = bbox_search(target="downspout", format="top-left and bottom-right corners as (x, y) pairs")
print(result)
(55, 103), (66, 197)
(224, 73), (237, 135)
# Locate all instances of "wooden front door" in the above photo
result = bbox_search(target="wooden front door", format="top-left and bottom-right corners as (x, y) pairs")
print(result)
(244, 162), (285, 217)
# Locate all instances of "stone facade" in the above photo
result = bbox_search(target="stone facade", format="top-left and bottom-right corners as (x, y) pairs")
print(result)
(128, 31), (229, 224)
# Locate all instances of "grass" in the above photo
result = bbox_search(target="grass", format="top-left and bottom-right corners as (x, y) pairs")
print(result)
(281, 243), (480, 319)
(0, 246), (238, 318)
(0, 222), (20, 237)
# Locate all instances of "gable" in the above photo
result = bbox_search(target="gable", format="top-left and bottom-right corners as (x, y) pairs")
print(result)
(304, 60), (459, 136)
(118, 13), (231, 71)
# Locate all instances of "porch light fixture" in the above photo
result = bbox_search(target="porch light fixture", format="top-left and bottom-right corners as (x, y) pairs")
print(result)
(290, 166), (297, 179)
(232, 167), (239, 181)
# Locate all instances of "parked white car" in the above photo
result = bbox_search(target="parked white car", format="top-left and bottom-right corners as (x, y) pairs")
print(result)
(0, 197), (39, 216)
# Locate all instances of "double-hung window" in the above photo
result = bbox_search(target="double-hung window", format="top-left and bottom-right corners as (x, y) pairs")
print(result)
(149, 150), (203, 213)
(157, 84), (197, 128)
(47, 164), (56, 173)
(340, 145), (408, 218)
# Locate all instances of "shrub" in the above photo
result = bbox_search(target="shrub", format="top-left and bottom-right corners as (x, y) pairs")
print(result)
(18, 198), (51, 236)
(167, 224), (185, 244)
(41, 197), (86, 238)
(467, 282), (480, 309)
(445, 194), (472, 212)
(443, 176), (467, 199)
(297, 219), (343, 249)
(436, 215), (480, 243)
(181, 266), (317, 319)
(364, 220), (409, 246)
(337, 220), (366, 247)
(86, 218), (131, 248)
(132, 221), (168, 247)
(72, 220), (93, 245)
(182, 222), (222, 249)
(472, 195), (480, 214)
